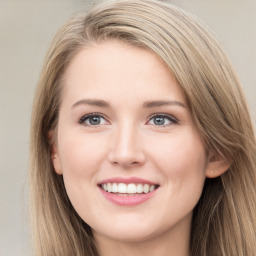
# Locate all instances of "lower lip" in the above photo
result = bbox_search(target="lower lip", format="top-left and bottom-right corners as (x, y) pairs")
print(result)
(99, 187), (158, 206)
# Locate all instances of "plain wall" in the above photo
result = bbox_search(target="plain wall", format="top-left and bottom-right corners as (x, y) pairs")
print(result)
(0, 0), (255, 255)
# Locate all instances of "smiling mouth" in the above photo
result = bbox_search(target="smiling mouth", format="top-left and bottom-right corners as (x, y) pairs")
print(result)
(99, 183), (159, 196)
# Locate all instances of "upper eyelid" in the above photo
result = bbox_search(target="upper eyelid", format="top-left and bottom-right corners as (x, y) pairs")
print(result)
(146, 113), (180, 127)
(79, 112), (109, 123)
(148, 113), (178, 121)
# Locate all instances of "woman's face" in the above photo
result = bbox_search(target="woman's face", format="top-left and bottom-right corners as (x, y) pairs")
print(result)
(53, 40), (212, 243)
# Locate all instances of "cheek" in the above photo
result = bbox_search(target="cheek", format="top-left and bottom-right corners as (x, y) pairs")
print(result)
(151, 130), (206, 170)
(58, 131), (105, 176)
(149, 130), (207, 195)
(145, 131), (207, 225)
(56, 132), (108, 223)
(57, 131), (105, 201)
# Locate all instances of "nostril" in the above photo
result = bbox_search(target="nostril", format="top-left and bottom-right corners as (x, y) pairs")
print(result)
(107, 132), (146, 167)
(108, 151), (146, 168)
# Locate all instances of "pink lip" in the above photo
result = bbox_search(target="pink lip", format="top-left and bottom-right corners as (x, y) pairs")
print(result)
(99, 188), (158, 206)
(98, 176), (159, 206)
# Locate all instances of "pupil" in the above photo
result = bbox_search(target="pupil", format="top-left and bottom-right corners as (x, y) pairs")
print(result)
(89, 116), (100, 125)
(154, 117), (164, 125)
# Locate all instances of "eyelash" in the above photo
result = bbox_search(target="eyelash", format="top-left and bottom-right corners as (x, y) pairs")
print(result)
(78, 113), (179, 126)
(147, 113), (179, 126)
(78, 112), (109, 126)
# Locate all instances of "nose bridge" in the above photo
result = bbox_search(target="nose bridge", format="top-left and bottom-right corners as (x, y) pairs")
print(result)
(108, 119), (145, 167)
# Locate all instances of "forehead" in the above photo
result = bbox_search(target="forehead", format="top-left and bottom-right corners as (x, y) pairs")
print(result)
(62, 40), (186, 105)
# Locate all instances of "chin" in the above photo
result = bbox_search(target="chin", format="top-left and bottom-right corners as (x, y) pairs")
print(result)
(92, 217), (165, 243)
(97, 228), (158, 243)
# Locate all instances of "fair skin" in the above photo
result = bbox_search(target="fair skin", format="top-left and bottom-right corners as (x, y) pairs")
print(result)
(52, 40), (228, 256)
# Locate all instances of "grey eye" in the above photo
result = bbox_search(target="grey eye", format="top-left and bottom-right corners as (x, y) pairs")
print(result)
(87, 116), (102, 125)
(79, 114), (108, 126)
(148, 115), (173, 126)
(153, 116), (166, 125)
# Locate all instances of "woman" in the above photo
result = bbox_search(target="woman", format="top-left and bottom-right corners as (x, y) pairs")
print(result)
(29, 0), (256, 255)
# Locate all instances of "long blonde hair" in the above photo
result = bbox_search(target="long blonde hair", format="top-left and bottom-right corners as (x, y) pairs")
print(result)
(30, 0), (256, 255)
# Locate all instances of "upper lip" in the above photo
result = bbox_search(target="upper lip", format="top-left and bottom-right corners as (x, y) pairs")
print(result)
(98, 176), (159, 185)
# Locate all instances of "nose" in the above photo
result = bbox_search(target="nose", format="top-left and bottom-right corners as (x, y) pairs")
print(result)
(108, 122), (146, 168)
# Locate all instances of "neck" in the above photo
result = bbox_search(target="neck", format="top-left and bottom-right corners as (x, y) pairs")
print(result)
(94, 215), (191, 256)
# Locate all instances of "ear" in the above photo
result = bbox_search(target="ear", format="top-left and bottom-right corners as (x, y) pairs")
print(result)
(48, 131), (63, 175)
(205, 151), (231, 178)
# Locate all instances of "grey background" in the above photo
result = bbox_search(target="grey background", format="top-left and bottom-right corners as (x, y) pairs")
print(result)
(0, 0), (255, 255)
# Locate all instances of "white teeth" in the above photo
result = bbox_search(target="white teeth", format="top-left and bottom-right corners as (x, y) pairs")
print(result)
(143, 184), (149, 193)
(127, 184), (136, 193)
(107, 183), (112, 193)
(136, 184), (143, 193)
(112, 183), (118, 193)
(101, 182), (158, 194)
(150, 185), (155, 192)
(118, 183), (127, 193)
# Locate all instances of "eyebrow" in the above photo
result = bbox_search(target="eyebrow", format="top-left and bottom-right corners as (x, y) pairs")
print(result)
(143, 100), (186, 108)
(72, 99), (186, 109)
(72, 99), (110, 108)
